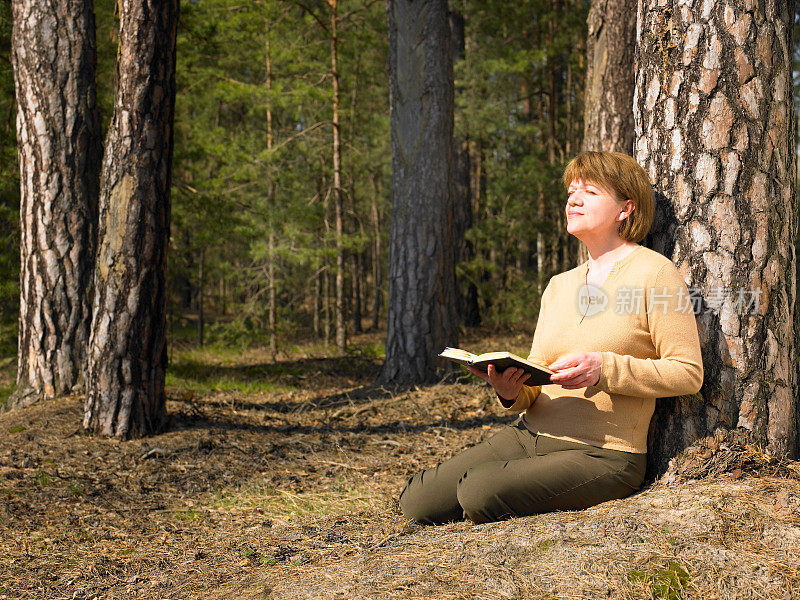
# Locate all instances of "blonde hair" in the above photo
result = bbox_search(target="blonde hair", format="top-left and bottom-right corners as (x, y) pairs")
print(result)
(563, 151), (654, 242)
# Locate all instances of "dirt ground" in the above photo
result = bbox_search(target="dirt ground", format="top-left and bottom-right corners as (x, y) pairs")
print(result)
(2, 331), (800, 599)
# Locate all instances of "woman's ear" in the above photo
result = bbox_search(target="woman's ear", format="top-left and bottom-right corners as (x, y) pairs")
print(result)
(618, 199), (635, 221)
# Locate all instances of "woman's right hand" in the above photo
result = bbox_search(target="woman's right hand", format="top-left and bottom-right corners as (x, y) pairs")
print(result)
(466, 364), (531, 403)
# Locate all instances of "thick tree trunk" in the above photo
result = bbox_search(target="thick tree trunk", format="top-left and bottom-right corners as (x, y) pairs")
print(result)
(636, 0), (797, 469)
(577, 0), (637, 266)
(582, 0), (636, 154)
(9, 0), (101, 407)
(378, 0), (458, 385)
(577, 0), (636, 265)
(83, 0), (179, 438)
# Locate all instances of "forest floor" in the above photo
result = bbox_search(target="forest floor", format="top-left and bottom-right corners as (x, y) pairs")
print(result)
(1, 329), (800, 600)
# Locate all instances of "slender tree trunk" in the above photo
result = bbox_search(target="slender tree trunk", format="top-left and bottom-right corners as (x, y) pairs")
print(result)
(321, 166), (332, 347)
(219, 276), (226, 317)
(197, 247), (204, 347)
(353, 253), (363, 334)
(449, 5), (474, 326)
(313, 271), (321, 338)
(83, 0), (179, 438)
(328, 0), (347, 354)
(266, 32), (277, 360)
(267, 230), (277, 358)
(369, 171), (383, 331)
(378, 0), (458, 385)
(566, 47), (573, 158)
(546, 0), (561, 163)
(9, 0), (101, 408)
(636, 0), (797, 467)
(323, 268), (331, 347)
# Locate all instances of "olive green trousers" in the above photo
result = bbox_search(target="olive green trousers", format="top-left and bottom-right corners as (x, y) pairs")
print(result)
(399, 419), (646, 524)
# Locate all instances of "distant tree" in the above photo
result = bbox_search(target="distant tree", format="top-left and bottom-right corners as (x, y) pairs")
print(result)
(8, 0), (101, 407)
(377, 0), (458, 385)
(83, 0), (179, 437)
(449, 4), (479, 327)
(636, 0), (798, 467)
(454, 0), (588, 324)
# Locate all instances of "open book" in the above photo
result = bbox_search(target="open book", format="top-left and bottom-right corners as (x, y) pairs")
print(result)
(439, 347), (554, 386)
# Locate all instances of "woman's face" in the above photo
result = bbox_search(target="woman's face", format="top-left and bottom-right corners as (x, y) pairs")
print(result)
(565, 178), (631, 241)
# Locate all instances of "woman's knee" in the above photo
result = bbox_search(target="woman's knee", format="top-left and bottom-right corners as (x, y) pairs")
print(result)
(398, 469), (461, 524)
(398, 473), (429, 522)
(456, 464), (514, 524)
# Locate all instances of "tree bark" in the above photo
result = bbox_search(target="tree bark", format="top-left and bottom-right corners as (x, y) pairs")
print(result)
(266, 33), (277, 360)
(636, 0), (797, 468)
(329, 0), (347, 354)
(197, 246), (204, 347)
(9, 0), (101, 407)
(578, 0), (637, 266)
(313, 271), (321, 338)
(449, 5), (476, 327)
(369, 171), (383, 330)
(378, 0), (458, 385)
(83, 0), (179, 438)
(582, 0), (637, 153)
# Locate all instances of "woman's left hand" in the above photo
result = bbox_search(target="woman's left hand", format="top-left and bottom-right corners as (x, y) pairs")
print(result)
(549, 352), (602, 389)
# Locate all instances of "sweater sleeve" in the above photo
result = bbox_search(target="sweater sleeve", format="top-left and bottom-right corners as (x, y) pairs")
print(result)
(596, 263), (704, 398)
(497, 281), (550, 411)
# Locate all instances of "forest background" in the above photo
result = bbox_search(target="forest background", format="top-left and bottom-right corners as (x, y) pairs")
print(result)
(4, 2), (800, 598)
(0, 0), (591, 396)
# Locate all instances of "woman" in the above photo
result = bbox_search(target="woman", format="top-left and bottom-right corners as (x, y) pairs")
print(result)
(399, 151), (703, 525)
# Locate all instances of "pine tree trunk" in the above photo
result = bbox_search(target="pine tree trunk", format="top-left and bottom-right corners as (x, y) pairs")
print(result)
(313, 271), (321, 338)
(636, 0), (797, 467)
(329, 0), (347, 354)
(369, 171), (382, 331)
(378, 0), (458, 385)
(352, 252), (362, 334)
(537, 188), (546, 295)
(265, 33), (277, 360)
(578, 0), (637, 266)
(219, 276), (226, 317)
(449, 6), (474, 326)
(582, 0), (637, 154)
(197, 247), (204, 347)
(9, 0), (101, 407)
(323, 268), (331, 347)
(268, 230), (277, 359)
(83, 0), (179, 438)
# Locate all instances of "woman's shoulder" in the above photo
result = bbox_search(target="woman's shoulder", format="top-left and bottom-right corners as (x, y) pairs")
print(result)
(547, 262), (587, 288)
(629, 246), (687, 286)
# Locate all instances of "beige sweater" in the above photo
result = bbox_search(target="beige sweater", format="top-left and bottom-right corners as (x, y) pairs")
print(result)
(503, 245), (703, 454)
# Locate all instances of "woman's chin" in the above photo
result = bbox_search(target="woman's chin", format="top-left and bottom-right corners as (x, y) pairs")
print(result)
(566, 224), (585, 239)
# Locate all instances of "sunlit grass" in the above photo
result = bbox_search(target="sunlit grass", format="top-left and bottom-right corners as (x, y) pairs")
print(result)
(210, 482), (378, 520)
(165, 370), (292, 395)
